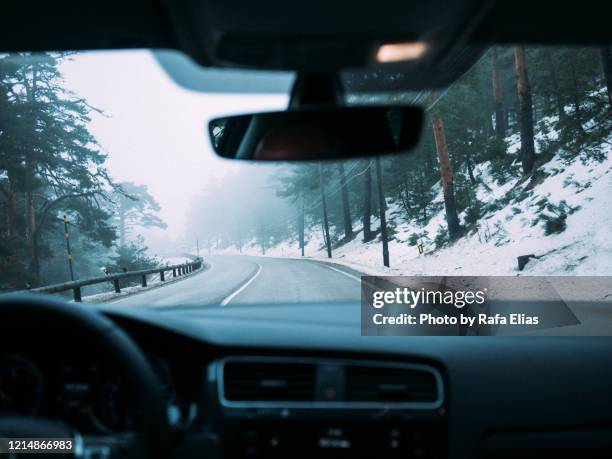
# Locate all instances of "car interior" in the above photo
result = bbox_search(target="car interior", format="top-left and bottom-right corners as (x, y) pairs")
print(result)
(1, 1), (612, 458)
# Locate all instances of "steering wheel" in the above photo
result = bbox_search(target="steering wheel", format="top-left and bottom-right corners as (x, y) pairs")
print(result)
(0, 294), (171, 459)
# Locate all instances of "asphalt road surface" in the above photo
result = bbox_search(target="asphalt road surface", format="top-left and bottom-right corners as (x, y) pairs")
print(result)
(108, 255), (362, 307)
(105, 255), (612, 335)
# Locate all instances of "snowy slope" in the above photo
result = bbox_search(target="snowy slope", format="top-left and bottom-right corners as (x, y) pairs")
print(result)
(215, 130), (612, 277)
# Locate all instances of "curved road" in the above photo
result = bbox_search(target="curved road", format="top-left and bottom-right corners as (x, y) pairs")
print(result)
(108, 255), (362, 307)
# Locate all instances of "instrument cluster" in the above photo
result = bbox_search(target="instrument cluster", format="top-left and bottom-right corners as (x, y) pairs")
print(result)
(0, 353), (189, 433)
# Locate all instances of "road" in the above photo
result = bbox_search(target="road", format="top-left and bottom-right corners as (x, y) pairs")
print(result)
(108, 255), (362, 307)
(104, 255), (612, 336)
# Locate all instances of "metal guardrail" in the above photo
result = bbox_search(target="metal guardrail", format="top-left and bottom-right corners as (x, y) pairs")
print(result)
(24, 259), (204, 302)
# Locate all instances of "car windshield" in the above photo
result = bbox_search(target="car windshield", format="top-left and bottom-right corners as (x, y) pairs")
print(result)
(1, 47), (611, 308)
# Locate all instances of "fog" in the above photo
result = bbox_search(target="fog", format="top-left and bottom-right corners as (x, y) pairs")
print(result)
(184, 164), (296, 254)
(60, 50), (288, 252)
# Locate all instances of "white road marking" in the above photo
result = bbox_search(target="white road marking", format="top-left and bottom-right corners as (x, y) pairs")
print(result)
(325, 265), (362, 283)
(220, 263), (263, 306)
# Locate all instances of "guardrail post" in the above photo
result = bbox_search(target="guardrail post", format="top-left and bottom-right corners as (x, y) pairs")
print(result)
(172, 268), (176, 277)
(113, 279), (121, 293)
(73, 287), (82, 302)
(160, 270), (165, 282)
(141, 274), (147, 287)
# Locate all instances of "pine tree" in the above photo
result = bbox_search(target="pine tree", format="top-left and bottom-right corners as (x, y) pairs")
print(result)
(0, 53), (118, 286)
(319, 163), (332, 258)
(514, 46), (536, 174)
(600, 46), (612, 107)
(337, 163), (353, 240)
(362, 161), (373, 242)
(113, 182), (167, 247)
(429, 93), (462, 241)
(492, 47), (506, 141)
(374, 157), (389, 267)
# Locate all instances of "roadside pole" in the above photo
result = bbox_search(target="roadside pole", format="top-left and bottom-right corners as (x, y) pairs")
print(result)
(319, 163), (332, 258)
(375, 157), (390, 267)
(300, 192), (305, 256)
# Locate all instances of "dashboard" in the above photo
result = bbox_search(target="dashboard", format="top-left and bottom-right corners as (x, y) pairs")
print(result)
(2, 301), (612, 459)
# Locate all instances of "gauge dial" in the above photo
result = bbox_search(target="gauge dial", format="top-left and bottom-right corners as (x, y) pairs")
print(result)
(0, 355), (44, 415)
(147, 355), (183, 427)
(93, 374), (126, 432)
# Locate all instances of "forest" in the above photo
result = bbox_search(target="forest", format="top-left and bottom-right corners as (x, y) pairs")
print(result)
(2, 46), (612, 292)
(0, 53), (166, 291)
(186, 46), (612, 273)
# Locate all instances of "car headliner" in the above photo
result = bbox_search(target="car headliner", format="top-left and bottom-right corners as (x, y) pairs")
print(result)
(2, 0), (611, 92)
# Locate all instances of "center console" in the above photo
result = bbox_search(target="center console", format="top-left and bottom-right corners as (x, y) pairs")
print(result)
(206, 356), (447, 458)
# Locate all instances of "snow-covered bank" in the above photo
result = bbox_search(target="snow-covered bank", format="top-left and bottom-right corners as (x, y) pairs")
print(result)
(214, 137), (612, 277)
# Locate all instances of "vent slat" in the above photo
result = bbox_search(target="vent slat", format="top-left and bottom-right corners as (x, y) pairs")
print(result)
(223, 361), (316, 402)
(346, 365), (438, 403)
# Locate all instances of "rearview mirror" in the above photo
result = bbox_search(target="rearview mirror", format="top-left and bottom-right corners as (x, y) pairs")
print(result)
(208, 106), (423, 161)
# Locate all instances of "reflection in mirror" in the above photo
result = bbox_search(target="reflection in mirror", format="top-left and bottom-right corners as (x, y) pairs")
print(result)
(209, 106), (423, 161)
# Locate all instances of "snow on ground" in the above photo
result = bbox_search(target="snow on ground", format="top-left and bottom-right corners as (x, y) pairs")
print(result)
(81, 255), (200, 303)
(216, 135), (612, 277)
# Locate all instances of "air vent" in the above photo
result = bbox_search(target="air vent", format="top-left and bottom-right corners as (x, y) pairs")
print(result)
(223, 361), (316, 402)
(218, 358), (443, 408)
(346, 365), (439, 403)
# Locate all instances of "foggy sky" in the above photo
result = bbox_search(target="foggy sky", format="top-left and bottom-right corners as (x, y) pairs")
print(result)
(60, 50), (287, 248)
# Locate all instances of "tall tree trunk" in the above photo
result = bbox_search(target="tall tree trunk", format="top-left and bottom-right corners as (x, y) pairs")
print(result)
(26, 191), (37, 273)
(362, 162), (373, 242)
(602, 46), (612, 108)
(545, 50), (566, 121)
(466, 156), (476, 185)
(319, 163), (332, 258)
(337, 163), (353, 240)
(514, 46), (536, 175)
(430, 96), (462, 241)
(26, 192), (35, 238)
(6, 183), (17, 237)
(570, 61), (582, 119)
(569, 59), (587, 137)
(375, 157), (389, 267)
(31, 231), (41, 285)
(491, 47), (506, 141)
(24, 66), (41, 283)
